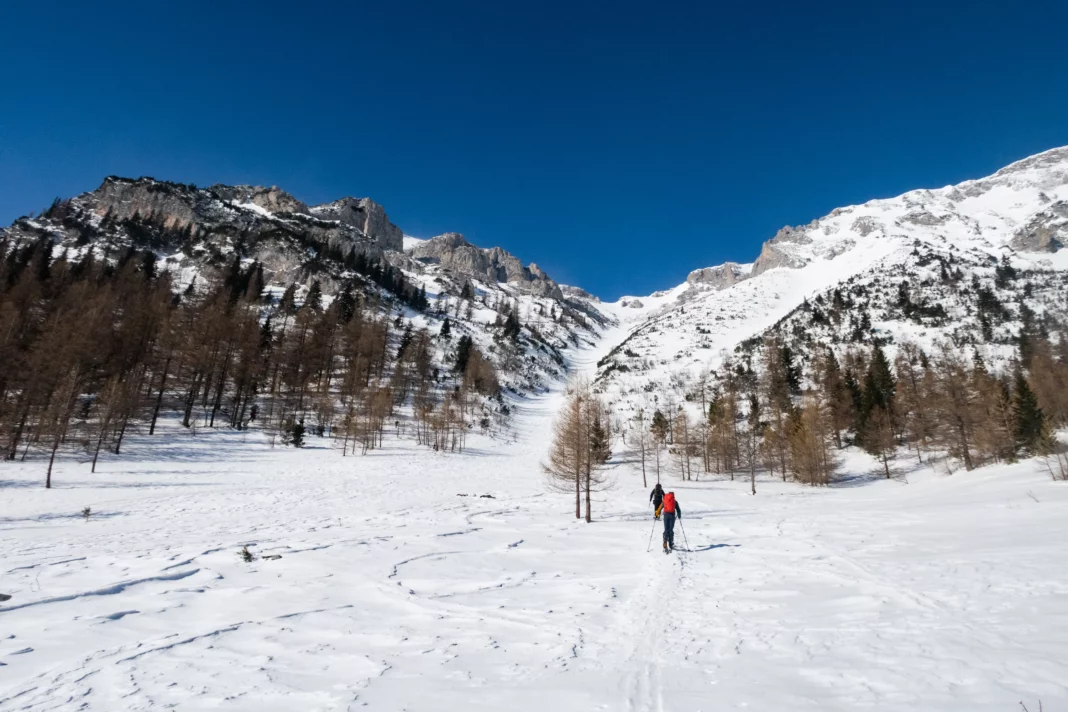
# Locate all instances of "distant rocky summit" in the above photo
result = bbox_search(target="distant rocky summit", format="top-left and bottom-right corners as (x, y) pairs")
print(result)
(1, 177), (571, 302)
(410, 233), (563, 299)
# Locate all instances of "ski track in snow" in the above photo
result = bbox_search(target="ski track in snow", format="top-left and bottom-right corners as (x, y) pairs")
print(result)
(1, 332), (1067, 710)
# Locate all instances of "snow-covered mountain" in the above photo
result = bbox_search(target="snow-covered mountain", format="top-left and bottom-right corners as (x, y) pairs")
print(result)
(3, 150), (1068, 712)
(0, 177), (612, 395)
(4, 147), (1068, 405)
(593, 146), (1068, 411)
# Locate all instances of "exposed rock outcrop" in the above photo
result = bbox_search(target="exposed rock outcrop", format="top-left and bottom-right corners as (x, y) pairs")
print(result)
(901, 210), (947, 227)
(750, 226), (813, 276)
(411, 233), (563, 298)
(851, 216), (880, 237)
(90, 177), (206, 232)
(686, 262), (748, 290)
(1011, 202), (1067, 253)
(210, 184), (309, 215)
(561, 285), (599, 302)
(310, 197), (404, 252)
(1, 177), (386, 288)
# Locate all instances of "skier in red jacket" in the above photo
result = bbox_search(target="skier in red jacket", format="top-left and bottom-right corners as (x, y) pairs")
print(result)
(662, 492), (682, 552)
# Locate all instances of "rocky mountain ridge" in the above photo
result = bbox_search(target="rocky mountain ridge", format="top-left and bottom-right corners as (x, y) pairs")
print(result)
(4, 147), (1068, 406)
(0, 175), (610, 397)
(0, 176), (566, 302)
(594, 146), (1068, 415)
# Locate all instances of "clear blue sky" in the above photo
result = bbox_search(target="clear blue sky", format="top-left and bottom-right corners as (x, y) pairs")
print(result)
(2, 1), (1067, 299)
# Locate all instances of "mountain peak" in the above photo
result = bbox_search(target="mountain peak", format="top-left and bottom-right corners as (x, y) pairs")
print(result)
(210, 184), (309, 215)
(410, 233), (564, 299)
(308, 196), (403, 251)
(990, 145), (1068, 178)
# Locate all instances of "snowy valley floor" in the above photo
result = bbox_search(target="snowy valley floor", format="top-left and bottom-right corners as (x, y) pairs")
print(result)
(2, 396), (1067, 711)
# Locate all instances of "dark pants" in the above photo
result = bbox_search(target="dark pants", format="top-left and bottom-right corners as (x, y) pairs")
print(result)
(663, 512), (676, 548)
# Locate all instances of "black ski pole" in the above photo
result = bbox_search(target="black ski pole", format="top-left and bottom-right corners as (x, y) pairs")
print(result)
(646, 516), (657, 552)
(679, 517), (691, 552)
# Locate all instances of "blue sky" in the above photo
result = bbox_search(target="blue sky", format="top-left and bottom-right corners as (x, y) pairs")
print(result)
(2, 1), (1067, 299)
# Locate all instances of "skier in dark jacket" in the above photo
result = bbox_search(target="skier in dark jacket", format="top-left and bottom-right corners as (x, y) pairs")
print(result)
(649, 483), (665, 519)
(662, 491), (682, 551)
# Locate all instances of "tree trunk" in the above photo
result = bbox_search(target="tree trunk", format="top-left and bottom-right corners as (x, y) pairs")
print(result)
(46, 431), (61, 489)
(574, 463), (581, 520)
(956, 418), (974, 471)
(113, 410), (130, 455)
(584, 470), (592, 523)
(640, 442), (647, 488)
(149, 357), (171, 435)
(7, 409), (27, 461)
(91, 395), (116, 473)
(182, 372), (203, 428)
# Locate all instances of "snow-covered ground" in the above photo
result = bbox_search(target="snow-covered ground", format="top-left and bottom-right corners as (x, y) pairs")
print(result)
(3, 376), (1067, 711)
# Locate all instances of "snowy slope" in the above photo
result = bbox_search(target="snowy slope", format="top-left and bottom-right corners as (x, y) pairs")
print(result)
(3, 148), (1068, 712)
(2, 386), (1066, 711)
(594, 146), (1068, 412)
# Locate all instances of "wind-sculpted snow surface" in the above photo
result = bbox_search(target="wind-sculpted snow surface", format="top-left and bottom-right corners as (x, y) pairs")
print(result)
(2, 406), (1067, 710)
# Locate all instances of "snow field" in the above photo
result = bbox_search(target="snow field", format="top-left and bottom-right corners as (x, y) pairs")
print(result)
(2, 394), (1067, 710)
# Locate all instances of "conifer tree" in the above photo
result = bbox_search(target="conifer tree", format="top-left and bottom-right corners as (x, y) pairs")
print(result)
(650, 408), (668, 482)
(454, 335), (473, 373)
(304, 280), (323, 312)
(1013, 370), (1047, 455)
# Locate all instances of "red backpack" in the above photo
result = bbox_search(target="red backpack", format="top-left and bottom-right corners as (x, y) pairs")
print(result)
(662, 492), (676, 513)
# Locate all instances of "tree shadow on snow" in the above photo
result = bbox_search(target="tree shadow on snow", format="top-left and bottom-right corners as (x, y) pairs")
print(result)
(0, 510), (125, 526)
(830, 467), (911, 488)
(0, 479), (40, 490)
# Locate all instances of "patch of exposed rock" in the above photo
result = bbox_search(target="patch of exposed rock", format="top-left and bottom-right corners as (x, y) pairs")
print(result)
(210, 184), (309, 215)
(686, 262), (748, 290)
(561, 285), (599, 302)
(901, 210), (947, 227)
(1, 177), (386, 289)
(751, 225), (813, 276)
(1011, 202), (1067, 252)
(411, 233), (563, 298)
(309, 197), (403, 252)
(851, 216), (881, 237)
(89, 177), (208, 232)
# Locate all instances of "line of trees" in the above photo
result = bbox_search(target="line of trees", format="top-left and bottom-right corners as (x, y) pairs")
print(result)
(0, 237), (505, 487)
(630, 331), (1068, 490)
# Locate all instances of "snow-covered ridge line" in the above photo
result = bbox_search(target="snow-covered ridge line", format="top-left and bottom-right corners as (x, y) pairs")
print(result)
(593, 145), (1068, 413)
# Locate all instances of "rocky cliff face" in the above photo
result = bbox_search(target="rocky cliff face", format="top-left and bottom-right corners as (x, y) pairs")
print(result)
(750, 225), (816, 276)
(0, 176), (580, 313)
(309, 197), (403, 252)
(686, 262), (749, 290)
(1012, 201), (1068, 252)
(410, 233), (564, 298)
(209, 185), (309, 215)
(89, 177), (209, 232)
(0, 178), (384, 288)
